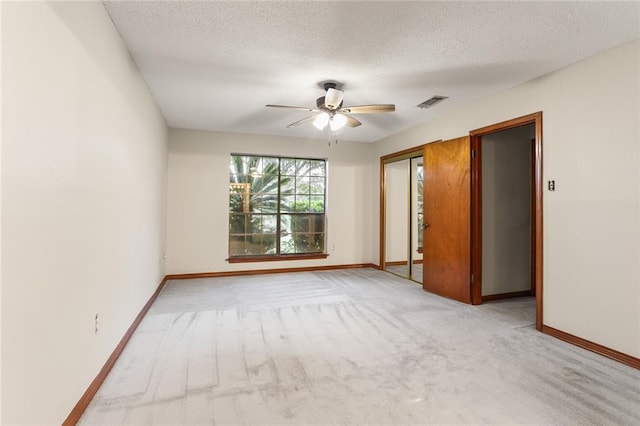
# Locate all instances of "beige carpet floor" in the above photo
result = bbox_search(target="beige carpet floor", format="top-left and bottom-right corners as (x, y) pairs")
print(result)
(79, 268), (640, 425)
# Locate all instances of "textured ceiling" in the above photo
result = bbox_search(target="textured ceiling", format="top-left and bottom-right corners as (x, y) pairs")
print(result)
(103, 1), (640, 143)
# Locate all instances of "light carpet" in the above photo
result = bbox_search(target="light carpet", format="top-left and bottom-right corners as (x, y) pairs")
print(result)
(79, 268), (640, 425)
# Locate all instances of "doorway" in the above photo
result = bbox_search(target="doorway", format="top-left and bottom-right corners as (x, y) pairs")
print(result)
(471, 112), (543, 330)
(481, 124), (534, 299)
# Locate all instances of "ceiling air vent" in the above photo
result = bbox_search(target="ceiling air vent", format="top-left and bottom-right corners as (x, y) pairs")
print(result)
(416, 95), (448, 109)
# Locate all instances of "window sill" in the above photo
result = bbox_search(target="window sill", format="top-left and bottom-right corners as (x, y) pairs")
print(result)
(227, 253), (329, 263)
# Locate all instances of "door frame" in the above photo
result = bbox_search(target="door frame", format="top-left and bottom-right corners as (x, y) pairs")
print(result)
(470, 112), (543, 330)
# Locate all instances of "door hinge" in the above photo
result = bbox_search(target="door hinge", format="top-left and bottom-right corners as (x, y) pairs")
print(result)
(471, 149), (477, 159)
(471, 274), (475, 284)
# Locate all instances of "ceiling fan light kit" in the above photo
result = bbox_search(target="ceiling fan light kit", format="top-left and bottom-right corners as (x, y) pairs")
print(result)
(266, 81), (395, 139)
(313, 112), (330, 130)
(329, 113), (347, 131)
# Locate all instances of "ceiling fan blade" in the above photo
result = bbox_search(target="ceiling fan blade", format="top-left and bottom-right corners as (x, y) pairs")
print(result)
(266, 104), (318, 113)
(340, 104), (396, 114)
(286, 115), (317, 128)
(344, 114), (362, 128)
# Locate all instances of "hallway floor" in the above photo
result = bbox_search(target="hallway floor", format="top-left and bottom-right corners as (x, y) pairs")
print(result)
(80, 268), (640, 424)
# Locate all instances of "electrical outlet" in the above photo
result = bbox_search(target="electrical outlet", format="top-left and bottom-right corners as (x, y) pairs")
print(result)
(94, 313), (100, 333)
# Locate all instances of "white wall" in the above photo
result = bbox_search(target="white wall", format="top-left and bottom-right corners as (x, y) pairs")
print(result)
(2, 2), (168, 424)
(374, 39), (640, 357)
(482, 125), (533, 296)
(166, 129), (373, 274)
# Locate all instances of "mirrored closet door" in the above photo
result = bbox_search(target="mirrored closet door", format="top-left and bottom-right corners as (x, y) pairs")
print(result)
(381, 149), (424, 284)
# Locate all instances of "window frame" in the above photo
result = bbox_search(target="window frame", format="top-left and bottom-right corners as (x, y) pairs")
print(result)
(227, 153), (329, 263)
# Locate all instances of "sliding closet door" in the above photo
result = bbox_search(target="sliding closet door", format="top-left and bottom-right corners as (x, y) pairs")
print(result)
(422, 136), (471, 303)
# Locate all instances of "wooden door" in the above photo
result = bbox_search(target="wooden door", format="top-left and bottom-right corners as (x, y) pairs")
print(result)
(422, 136), (471, 303)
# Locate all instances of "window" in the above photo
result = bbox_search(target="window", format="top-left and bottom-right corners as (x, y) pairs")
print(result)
(228, 154), (327, 261)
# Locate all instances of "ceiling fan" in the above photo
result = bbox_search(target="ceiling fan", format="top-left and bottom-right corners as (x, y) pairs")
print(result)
(266, 82), (395, 132)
